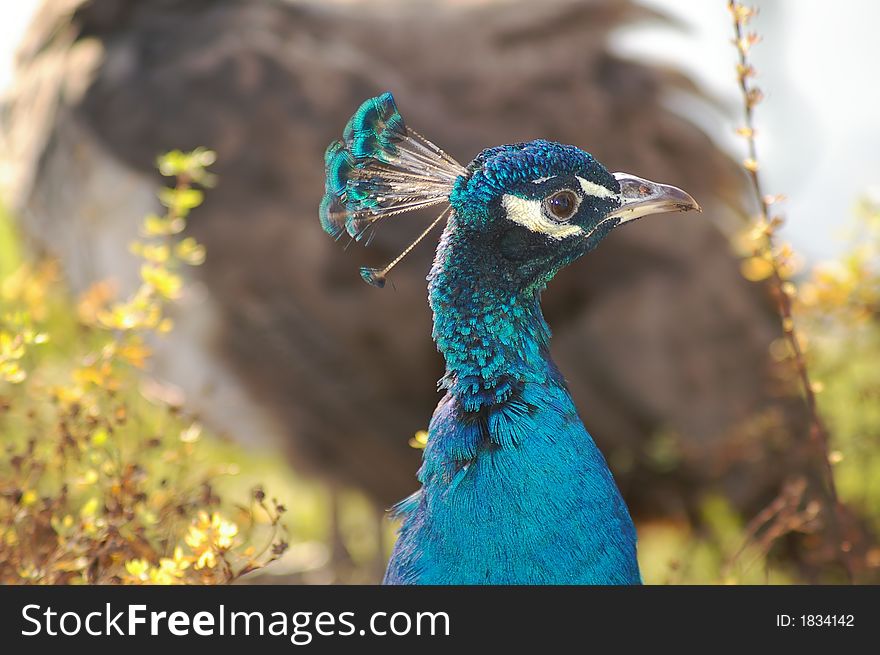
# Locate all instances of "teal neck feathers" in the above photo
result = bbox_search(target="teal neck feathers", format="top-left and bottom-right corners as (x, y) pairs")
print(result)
(429, 213), (554, 413)
(382, 210), (641, 584)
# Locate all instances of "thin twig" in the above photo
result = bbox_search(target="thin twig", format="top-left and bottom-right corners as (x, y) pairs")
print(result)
(727, 2), (854, 581)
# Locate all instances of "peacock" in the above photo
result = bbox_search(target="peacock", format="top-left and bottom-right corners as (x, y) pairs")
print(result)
(320, 93), (700, 584)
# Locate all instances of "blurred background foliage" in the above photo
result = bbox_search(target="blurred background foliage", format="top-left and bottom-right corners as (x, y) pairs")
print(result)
(0, 0), (878, 584)
(0, 151), (291, 584)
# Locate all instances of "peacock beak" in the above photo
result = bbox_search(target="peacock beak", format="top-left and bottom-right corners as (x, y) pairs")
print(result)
(607, 172), (701, 225)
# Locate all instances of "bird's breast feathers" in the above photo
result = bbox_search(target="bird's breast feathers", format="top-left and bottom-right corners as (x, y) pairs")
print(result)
(384, 383), (641, 584)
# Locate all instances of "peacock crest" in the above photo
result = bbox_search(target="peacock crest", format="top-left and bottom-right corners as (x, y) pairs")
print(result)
(320, 92), (465, 287)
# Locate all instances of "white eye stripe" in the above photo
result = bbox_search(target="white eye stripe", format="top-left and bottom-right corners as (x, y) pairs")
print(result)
(501, 194), (583, 240)
(576, 176), (615, 199)
(530, 175), (614, 198)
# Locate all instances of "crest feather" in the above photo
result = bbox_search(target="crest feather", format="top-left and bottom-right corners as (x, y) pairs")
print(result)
(319, 92), (465, 244)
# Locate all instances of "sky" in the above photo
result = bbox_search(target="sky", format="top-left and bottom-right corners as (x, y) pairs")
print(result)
(0, 1), (38, 92)
(613, 0), (880, 260)
(1, 0), (878, 261)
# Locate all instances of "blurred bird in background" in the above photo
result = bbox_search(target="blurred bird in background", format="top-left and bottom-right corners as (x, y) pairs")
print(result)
(1, 0), (808, 579)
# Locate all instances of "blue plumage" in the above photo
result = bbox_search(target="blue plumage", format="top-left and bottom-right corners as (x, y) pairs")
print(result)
(385, 368), (640, 584)
(319, 93), (700, 584)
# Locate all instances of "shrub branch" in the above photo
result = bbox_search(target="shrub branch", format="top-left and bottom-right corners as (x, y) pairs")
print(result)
(727, 2), (855, 581)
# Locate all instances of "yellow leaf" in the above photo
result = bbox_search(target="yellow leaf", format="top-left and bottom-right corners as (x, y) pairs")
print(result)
(118, 339), (152, 368)
(90, 429), (109, 447)
(174, 238), (206, 266)
(80, 497), (100, 518)
(180, 422), (202, 443)
(746, 219), (770, 243)
(740, 256), (773, 281)
(141, 243), (171, 264)
(159, 188), (204, 213)
(143, 213), (186, 236)
(408, 429), (429, 449)
(74, 365), (106, 387)
(1, 363), (26, 384)
(140, 264), (182, 299)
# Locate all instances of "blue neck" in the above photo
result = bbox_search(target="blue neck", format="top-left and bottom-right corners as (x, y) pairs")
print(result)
(428, 216), (554, 412)
(383, 216), (641, 584)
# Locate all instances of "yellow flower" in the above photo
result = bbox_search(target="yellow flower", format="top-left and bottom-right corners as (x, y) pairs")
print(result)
(0, 331), (26, 360)
(195, 550), (216, 570)
(186, 512), (239, 558)
(73, 362), (118, 390)
(1, 261), (57, 320)
(213, 514), (239, 550)
(169, 546), (191, 570)
(0, 361), (26, 383)
(152, 547), (191, 583)
(80, 497), (100, 518)
(185, 525), (208, 551)
(77, 280), (118, 325)
(117, 338), (152, 369)
(125, 559), (151, 581)
(140, 264), (182, 300)
(741, 256), (774, 282)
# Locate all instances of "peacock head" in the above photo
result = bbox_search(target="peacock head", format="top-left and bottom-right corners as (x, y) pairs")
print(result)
(320, 92), (699, 290)
(445, 140), (699, 291)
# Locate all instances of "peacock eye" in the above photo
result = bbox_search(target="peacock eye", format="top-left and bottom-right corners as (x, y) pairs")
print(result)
(543, 189), (579, 222)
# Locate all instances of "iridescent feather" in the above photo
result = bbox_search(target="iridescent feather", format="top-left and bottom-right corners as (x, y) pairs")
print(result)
(319, 92), (465, 259)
